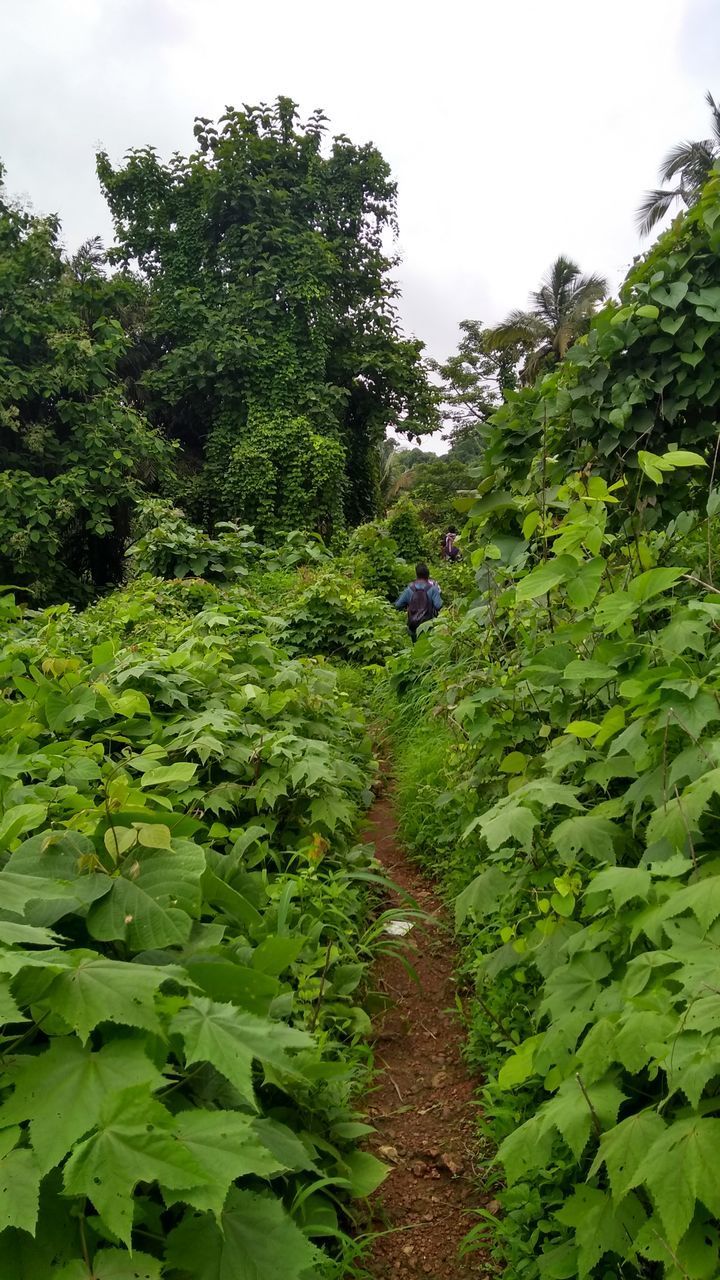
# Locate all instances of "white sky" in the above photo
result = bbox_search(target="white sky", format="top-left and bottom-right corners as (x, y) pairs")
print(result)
(1, 0), (719, 451)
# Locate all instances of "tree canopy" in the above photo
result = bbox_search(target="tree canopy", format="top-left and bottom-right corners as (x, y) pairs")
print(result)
(0, 167), (168, 602)
(97, 98), (437, 536)
(638, 88), (720, 235)
(488, 256), (608, 384)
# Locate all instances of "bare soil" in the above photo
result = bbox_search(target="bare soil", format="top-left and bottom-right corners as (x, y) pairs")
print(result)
(359, 796), (494, 1279)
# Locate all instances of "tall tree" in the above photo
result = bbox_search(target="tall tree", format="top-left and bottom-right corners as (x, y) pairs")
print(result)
(638, 90), (720, 236)
(432, 319), (524, 450)
(488, 257), (607, 384)
(97, 99), (437, 536)
(0, 167), (168, 602)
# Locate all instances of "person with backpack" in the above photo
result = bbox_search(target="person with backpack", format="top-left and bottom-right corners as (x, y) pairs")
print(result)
(441, 527), (461, 562)
(395, 563), (442, 642)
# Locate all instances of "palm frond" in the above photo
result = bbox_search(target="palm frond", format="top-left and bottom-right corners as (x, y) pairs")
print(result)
(636, 186), (683, 236)
(487, 310), (548, 350)
(707, 90), (720, 145)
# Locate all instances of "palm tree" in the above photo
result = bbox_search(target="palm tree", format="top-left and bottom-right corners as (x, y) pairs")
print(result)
(488, 256), (608, 384)
(637, 91), (720, 236)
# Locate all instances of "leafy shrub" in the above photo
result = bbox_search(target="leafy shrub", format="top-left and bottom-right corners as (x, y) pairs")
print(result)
(344, 523), (411, 600)
(386, 497), (430, 561)
(0, 181), (170, 603)
(283, 570), (405, 663)
(129, 503), (260, 580)
(386, 448), (720, 1278)
(0, 584), (391, 1277)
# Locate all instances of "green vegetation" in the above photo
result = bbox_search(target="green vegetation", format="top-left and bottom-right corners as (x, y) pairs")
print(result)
(383, 167), (720, 1277)
(6, 81), (720, 1280)
(0, 560), (412, 1278)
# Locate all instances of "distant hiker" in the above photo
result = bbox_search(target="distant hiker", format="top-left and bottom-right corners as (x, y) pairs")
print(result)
(441, 527), (461, 562)
(395, 563), (442, 642)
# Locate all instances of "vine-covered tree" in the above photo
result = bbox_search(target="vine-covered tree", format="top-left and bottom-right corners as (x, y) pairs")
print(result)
(97, 98), (437, 535)
(0, 167), (168, 602)
(489, 256), (608, 384)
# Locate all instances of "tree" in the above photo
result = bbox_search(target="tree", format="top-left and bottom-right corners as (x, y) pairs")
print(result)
(431, 319), (523, 451)
(0, 166), (169, 602)
(638, 90), (720, 236)
(97, 99), (437, 537)
(488, 257), (608, 384)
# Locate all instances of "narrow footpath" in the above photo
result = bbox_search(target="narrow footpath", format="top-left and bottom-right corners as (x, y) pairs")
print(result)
(360, 796), (493, 1279)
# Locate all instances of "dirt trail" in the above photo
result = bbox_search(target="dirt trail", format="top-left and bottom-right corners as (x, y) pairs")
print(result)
(360, 796), (492, 1279)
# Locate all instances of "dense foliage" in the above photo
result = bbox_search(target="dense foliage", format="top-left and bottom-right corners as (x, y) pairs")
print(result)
(483, 172), (720, 523)
(0, 168), (168, 602)
(0, 567), (409, 1279)
(97, 98), (437, 535)
(383, 173), (720, 1279)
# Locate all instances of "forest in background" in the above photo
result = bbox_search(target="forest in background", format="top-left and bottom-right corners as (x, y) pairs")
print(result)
(3, 90), (720, 1279)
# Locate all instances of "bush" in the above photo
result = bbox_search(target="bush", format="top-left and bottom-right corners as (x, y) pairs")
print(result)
(386, 497), (431, 561)
(283, 570), (405, 663)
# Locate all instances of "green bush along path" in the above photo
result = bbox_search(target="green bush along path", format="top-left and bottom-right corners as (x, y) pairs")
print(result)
(9, 102), (720, 1280)
(380, 168), (720, 1279)
(0, 570), (402, 1280)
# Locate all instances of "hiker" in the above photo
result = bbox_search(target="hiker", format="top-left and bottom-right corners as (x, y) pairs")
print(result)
(441, 527), (461, 562)
(395, 563), (442, 642)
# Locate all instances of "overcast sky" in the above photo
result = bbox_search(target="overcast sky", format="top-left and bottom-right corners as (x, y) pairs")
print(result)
(1, 0), (719, 447)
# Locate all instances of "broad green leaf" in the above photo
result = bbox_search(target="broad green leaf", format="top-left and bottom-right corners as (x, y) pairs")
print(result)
(497, 1035), (543, 1090)
(562, 658), (616, 682)
(555, 1185), (645, 1277)
(165, 1188), (320, 1280)
(499, 751), (527, 774)
(67, 1250), (162, 1280)
(0, 870), (81, 918)
(0, 1147), (41, 1235)
(87, 842), (205, 951)
(455, 866), (507, 927)
(650, 279), (688, 308)
(657, 877), (720, 933)
(0, 1036), (163, 1174)
(591, 1110), (667, 1199)
(627, 566), (685, 604)
(37, 952), (177, 1041)
(163, 1110), (286, 1215)
(469, 804), (538, 851)
(646, 768), (720, 852)
(565, 557), (604, 608)
(172, 998), (312, 1107)
(251, 935), (304, 977)
(613, 1010), (677, 1072)
(140, 762), (198, 788)
(516, 555), (577, 602)
(665, 449), (706, 467)
(250, 1117), (317, 1172)
(630, 1117), (720, 1247)
(636, 303), (659, 319)
(498, 1113), (554, 1184)
(467, 490), (517, 520)
(0, 804), (47, 850)
(341, 1149), (389, 1197)
(586, 866), (651, 910)
(63, 1087), (204, 1246)
(553, 815), (618, 864)
(540, 1077), (625, 1159)
(593, 590), (638, 634)
(565, 720), (600, 739)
